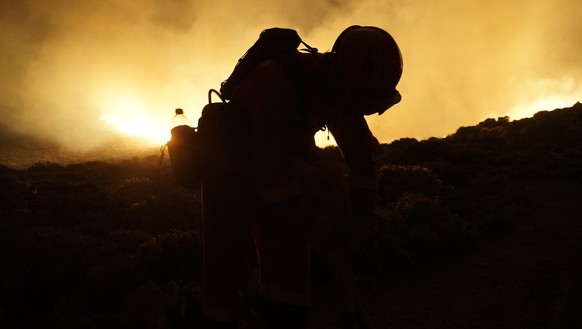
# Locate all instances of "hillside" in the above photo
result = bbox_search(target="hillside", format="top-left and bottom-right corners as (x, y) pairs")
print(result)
(379, 102), (582, 181)
(1, 103), (581, 328)
(315, 102), (582, 328)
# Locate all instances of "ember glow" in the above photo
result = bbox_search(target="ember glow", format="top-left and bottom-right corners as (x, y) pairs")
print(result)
(508, 77), (582, 120)
(98, 95), (170, 144)
(99, 115), (170, 144)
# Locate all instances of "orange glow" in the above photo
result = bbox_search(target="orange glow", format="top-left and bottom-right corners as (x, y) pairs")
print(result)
(507, 77), (581, 120)
(3, 0), (582, 152)
(508, 96), (578, 120)
(98, 94), (171, 145)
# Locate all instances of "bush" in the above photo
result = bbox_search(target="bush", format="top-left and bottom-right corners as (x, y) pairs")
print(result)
(377, 164), (449, 205)
(0, 157), (203, 328)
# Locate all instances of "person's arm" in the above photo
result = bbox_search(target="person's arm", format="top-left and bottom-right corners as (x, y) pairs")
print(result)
(328, 111), (379, 220)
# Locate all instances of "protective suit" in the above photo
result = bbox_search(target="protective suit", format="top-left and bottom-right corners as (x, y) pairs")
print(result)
(201, 26), (403, 329)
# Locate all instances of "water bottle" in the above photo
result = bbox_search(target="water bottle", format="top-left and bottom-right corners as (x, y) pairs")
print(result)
(170, 108), (194, 153)
(170, 108), (192, 129)
(167, 108), (201, 188)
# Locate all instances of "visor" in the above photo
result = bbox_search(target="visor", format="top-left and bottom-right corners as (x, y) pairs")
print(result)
(354, 88), (402, 115)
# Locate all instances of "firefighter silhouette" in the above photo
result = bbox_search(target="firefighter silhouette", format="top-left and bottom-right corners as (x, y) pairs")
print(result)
(200, 25), (403, 329)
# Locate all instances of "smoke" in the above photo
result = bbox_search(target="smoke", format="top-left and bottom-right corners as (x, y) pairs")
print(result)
(360, 0), (582, 141)
(1, 0), (581, 151)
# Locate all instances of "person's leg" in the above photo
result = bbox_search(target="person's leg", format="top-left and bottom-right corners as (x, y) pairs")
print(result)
(202, 169), (254, 325)
(253, 211), (310, 329)
(300, 157), (371, 329)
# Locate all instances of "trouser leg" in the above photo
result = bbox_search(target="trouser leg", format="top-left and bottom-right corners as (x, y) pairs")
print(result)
(253, 210), (310, 329)
(253, 209), (310, 306)
(201, 172), (254, 324)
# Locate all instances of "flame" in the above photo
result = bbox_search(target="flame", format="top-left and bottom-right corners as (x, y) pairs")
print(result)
(508, 96), (578, 120)
(98, 94), (170, 144)
(508, 77), (581, 120)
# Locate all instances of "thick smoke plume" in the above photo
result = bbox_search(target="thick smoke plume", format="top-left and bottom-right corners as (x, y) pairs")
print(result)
(1, 0), (581, 150)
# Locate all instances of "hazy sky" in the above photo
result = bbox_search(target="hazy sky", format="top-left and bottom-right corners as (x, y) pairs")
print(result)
(1, 0), (581, 150)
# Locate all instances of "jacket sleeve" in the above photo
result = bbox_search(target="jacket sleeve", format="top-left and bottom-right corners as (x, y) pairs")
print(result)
(328, 112), (380, 218)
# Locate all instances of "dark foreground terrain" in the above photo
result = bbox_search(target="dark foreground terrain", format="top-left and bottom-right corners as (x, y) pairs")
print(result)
(1, 103), (581, 329)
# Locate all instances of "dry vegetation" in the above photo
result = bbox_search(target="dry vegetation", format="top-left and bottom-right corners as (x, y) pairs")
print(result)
(1, 103), (581, 328)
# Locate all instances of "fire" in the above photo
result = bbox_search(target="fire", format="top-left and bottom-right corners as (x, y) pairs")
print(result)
(508, 96), (578, 120)
(99, 114), (170, 143)
(98, 94), (171, 145)
(507, 77), (581, 120)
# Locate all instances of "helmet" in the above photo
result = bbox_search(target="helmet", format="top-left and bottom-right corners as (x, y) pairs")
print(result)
(332, 25), (403, 115)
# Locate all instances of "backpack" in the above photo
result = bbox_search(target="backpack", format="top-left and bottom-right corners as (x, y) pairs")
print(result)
(167, 28), (317, 189)
(220, 27), (318, 100)
(166, 90), (247, 189)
